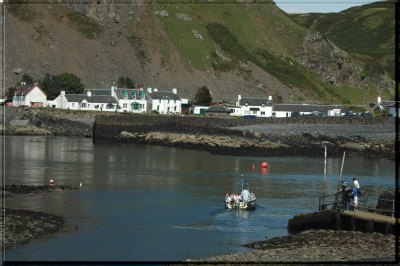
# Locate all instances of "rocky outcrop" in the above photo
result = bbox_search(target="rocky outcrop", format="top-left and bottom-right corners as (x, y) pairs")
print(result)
(294, 31), (362, 87)
(94, 113), (395, 158)
(0, 208), (65, 250)
(0, 107), (95, 136)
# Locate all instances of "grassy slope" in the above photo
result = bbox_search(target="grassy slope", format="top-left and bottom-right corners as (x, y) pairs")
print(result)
(8, 1), (392, 105)
(290, 1), (395, 80)
(143, 1), (394, 105)
(144, 2), (361, 104)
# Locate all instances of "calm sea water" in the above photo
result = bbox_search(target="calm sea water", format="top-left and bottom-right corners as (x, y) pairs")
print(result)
(2, 136), (395, 262)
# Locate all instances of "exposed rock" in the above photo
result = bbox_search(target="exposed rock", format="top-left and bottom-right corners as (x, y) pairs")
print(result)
(192, 30), (203, 40)
(155, 10), (169, 17)
(0, 208), (65, 250)
(114, 13), (120, 23)
(176, 13), (191, 21)
(13, 68), (23, 75)
(194, 230), (395, 262)
(294, 31), (363, 87)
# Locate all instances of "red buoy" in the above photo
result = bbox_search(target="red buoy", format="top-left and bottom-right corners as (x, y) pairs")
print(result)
(261, 162), (268, 168)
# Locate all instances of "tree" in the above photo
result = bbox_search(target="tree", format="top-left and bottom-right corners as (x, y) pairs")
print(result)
(194, 86), (212, 106)
(21, 73), (34, 86)
(41, 73), (61, 100)
(5, 87), (16, 101)
(117, 76), (135, 89)
(57, 72), (85, 94)
(41, 72), (84, 100)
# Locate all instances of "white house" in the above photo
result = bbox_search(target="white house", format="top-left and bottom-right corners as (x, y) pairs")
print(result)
(12, 83), (47, 107)
(235, 95), (273, 117)
(272, 104), (345, 117)
(147, 88), (181, 114)
(111, 85), (148, 113)
(192, 105), (209, 115)
(49, 90), (118, 112)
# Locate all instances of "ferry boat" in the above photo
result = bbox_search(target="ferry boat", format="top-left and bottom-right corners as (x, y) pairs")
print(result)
(224, 175), (256, 210)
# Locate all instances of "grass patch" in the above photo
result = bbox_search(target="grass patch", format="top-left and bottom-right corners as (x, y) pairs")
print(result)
(7, 0), (36, 22)
(127, 34), (151, 66)
(66, 11), (103, 39)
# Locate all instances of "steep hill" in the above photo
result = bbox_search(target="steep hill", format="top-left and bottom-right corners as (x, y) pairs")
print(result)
(290, 1), (395, 87)
(3, 0), (395, 104)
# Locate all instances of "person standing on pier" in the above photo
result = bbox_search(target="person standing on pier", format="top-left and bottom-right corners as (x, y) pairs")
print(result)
(353, 177), (360, 189)
(340, 181), (352, 211)
(353, 177), (360, 211)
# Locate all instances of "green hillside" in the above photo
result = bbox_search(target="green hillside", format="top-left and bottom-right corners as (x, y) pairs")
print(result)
(290, 1), (395, 80)
(125, 1), (374, 104)
(5, 1), (395, 105)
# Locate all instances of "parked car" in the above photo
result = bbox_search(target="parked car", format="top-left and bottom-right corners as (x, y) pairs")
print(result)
(344, 111), (356, 116)
(291, 111), (301, 117)
(360, 112), (373, 117)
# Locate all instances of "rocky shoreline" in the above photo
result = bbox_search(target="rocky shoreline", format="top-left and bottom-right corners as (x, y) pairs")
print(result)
(1, 185), (77, 250)
(191, 229), (396, 263)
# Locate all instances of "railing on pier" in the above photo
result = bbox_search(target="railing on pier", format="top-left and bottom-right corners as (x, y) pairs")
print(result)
(319, 191), (396, 217)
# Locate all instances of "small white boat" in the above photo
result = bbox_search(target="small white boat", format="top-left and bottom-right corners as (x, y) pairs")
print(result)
(225, 175), (256, 210)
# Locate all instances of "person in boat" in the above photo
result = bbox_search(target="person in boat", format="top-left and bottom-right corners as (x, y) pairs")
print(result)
(340, 181), (352, 211)
(225, 193), (232, 203)
(240, 188), (251, 202)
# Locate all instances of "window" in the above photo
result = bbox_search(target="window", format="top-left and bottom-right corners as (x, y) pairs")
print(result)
(261, 111), (265, 115)
(81, 102), (87, 108)
(72, 103), (75, 107)
(157, 105), (159, 111)
(174, 106), (177, 111)
(123, 103), (127, 108)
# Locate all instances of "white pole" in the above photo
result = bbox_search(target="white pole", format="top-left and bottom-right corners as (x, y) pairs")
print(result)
(324, 145), (327, 198)
(339, 151), (346, 183)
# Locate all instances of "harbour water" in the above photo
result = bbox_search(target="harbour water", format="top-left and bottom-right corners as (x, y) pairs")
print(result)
(3, 136), (395, 261)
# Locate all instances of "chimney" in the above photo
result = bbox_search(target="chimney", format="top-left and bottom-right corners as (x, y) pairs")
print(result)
(153, 88), (158, 92)
(268, 95), (272, 101)
(87, 91), (92, 97)
(237, 95), (241, 107)
(172, 88), (177, 94)
(147, 87), (152, 93)
(61, 91), (65, 97)
(377, 96), (382, 105)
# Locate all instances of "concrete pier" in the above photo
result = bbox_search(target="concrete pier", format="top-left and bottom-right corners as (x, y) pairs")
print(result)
(288, 210), (396, 234)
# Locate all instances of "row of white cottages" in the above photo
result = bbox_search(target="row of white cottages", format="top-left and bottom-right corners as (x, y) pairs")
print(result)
(13, 84), (183, 114)
(11, 84), (397, 117)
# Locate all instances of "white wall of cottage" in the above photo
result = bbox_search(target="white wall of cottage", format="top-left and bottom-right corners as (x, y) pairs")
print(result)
(13, 86), (47, 107)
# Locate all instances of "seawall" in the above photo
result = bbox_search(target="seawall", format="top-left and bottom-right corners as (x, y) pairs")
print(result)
(1, 107), (394, 158)
(93, 113), (395, 158)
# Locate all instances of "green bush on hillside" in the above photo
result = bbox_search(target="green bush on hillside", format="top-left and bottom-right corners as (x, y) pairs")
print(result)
(7, 0), (36, 22)
(66, 11), (103, 39)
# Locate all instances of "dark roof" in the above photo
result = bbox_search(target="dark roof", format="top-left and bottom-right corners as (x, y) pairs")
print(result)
(14, 88), (31, 96)
(14, 85), (47, 96)
(114, 88), (145, 100)
(239, 97), (272, 107)
(205, 105), (231, 113)
(148, 91), (181, 100)
(380, 101), (396, 107)
(83, 89), (112, 96)
(64, 94), (117, 104)
(273, 104), (345, 112)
